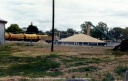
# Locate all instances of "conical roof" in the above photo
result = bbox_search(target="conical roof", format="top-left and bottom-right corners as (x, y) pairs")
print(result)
(58, 34), (104, 43)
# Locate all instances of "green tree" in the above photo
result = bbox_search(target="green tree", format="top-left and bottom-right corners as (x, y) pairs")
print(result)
(109, 27), (123, 41)
(38, 30), (45, 35)
(6, 24), (23, 33)
(67, 28), (75, 36)
(49, 28), (59, 36)
(26, 23), (38, 34)
(92, 22), (109, 40)
(121, 27), (128, 39)
(46, 31), (52, 36)
(80, 21), (90, 34)
(59, 31), (68, 38)
(80, 21), (109, 40)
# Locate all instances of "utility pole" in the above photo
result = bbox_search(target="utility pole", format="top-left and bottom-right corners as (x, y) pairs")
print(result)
(51, 0), (55, 52)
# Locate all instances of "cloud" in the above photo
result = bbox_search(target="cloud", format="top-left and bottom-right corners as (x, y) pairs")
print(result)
(1, 0), (128, 31)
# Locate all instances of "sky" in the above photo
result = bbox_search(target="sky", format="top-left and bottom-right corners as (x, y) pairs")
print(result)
(0, 0), (128, 31)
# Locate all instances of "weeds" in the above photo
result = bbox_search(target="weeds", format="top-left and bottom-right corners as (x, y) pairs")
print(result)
(0, 45), (11, 51)
(102, 72), (115, 81)
(0, 53), (62, 77)
(0, 44), (127, 81)
(0, 45), (12, 61)
(68, 66), (98, 72)
(112, 51), (128, 56)
(66, 62), (88, 68)
(60, 56), (111, 68)
(114, 65), (128, 78)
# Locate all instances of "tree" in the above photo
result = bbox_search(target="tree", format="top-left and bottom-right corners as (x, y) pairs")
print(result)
(49, 28), (59, 36)
(67, 28), (75, 36)
(80, 21), (90, 34)
(38, 30), (45, 35)
(59, 31), (68, 39)
(81, 21), (109, 40)
(91, 22), (109, 40)
(46, 31), (52, 36)
(121, 27), (128, 39)
(26, 23), (38, 34)
(109, 27), (123, 41)
(45, 28), (59, 36)
(6, 24), (23, 33)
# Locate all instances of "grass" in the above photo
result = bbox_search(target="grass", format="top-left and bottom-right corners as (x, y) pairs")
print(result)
(114, 65), (128, 79)
(66, 62), (88, 68)
(0, 43), (127, 81)
(68, 66), (98, 72)
(0, 45), (12, 54)
(60, 56), (113, 68)
(0, 55), (62, 77)
(102, 72), (115, 81)
(0, 46), (62, 77)
(112, 51), (128, 56)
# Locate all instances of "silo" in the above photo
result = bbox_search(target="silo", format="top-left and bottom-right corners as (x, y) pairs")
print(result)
(0, 19), (7, 45)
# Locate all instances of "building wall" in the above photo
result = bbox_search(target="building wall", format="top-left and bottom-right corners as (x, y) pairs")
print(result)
(0, 23), (5, 45)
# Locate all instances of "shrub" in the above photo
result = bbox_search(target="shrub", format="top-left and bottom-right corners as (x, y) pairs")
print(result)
(102, 73), (115, 81)
(114, 66), (128, 75)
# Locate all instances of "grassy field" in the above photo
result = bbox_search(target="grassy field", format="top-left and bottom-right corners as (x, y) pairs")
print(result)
(0, 41), (127, 81)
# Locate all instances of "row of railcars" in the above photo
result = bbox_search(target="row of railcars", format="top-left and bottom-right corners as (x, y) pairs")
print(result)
(5, 33), (53, 42)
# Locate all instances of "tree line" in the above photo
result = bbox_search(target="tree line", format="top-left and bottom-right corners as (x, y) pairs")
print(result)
(6, 23), (38, 34)
(81, 21), (128, 42)
(6, 21), (128, 41)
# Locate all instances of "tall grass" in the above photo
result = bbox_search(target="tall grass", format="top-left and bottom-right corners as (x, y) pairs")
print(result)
(0, 52), (62, 77)
(0, 45), (12, 55)
(102, 73), (115, 81)
(114, 65), (128, 79)
(68, 66), (98, 72)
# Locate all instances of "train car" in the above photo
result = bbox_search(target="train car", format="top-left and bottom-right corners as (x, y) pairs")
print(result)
(5, 33), (55, 42)
(5, 33), (10, 40)
(24, 34), (39, 42)
(37, 34), (43, 40)
(39, 35), (57, 43)
(9, 33), (25, 41)
(40, 35), (49, 40)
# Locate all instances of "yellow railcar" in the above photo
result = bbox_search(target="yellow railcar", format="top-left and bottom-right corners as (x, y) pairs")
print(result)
(37, 35), (43, 40)
(39, 35), (56, 42)
(10, 33), (25, 41)
(5, 33), (54, 42)
(40, 35), (49, 40)
(5, 33), (10, 40)
(24, 34), (39, 41)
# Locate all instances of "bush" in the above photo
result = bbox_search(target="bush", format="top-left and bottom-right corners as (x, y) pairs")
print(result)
(102, 73), (115, 81)
(114, 66), (128, 75)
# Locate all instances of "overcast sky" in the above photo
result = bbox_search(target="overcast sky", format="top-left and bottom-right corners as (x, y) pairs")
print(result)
(1, 0), (128, 31)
